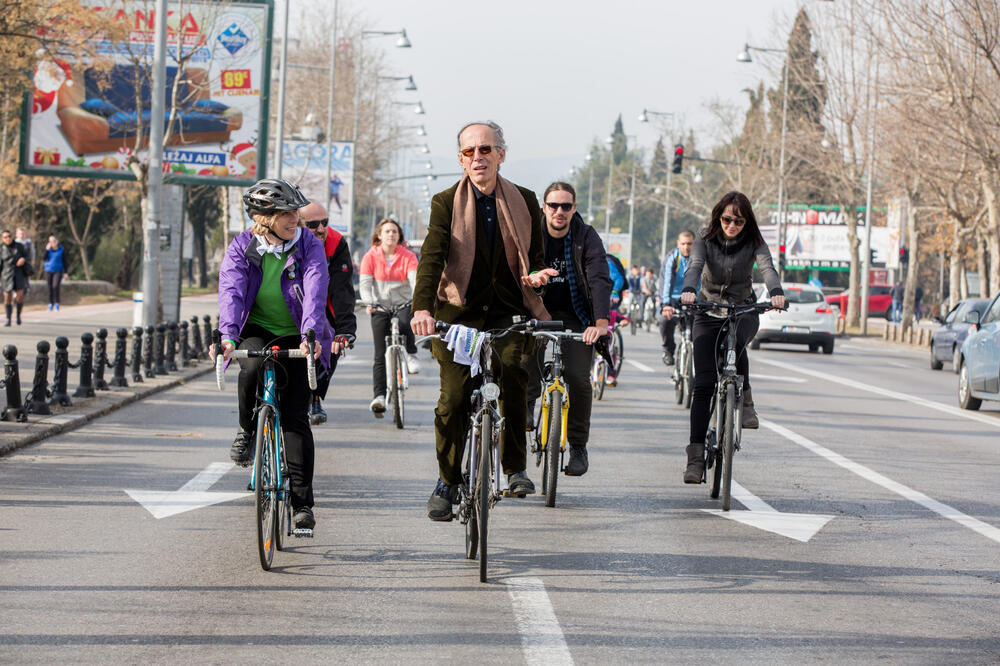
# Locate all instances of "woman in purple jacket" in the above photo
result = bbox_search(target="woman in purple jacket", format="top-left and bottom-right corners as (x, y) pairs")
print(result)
(215, 178), (334, 531)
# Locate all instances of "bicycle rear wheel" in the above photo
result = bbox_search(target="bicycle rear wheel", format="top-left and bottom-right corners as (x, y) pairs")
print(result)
(464, 429), (478, 560)
(542, 392), (562, 508)
(254, 404), (278, 571)
(673, 366), (684, 405)
(592, 359), (606, 401)
(392, 348), (405, 429)
(477, 411), (492, 583)
(721, 383), (736, 511)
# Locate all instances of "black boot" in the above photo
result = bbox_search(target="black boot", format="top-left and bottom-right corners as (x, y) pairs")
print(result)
(684, 444), (705, 484)
(15, 301), (22, 325)
(742, 388), (759, 429)
(4, 304), (11, 326)
(565, 446), (589, 476)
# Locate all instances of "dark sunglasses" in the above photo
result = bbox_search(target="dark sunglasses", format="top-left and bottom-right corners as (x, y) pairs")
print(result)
(545, 201), (574, 212)
(304, 218), (328, 229)
(720, 215), (746, 227)
(460, 145), (494, 158)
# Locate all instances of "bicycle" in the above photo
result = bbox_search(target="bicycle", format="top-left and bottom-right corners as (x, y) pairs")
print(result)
(369, 301), (413, 429)
(671, 307), (695, 409)
(683, 301), (779, 511)
(590, 310), (627, 399)
(213, 329), (318, 571)
(529, 328), (586, 508)
(643, 296), (657, 332)
(628, 295), (642, 336)
(438, 317), (563, 583)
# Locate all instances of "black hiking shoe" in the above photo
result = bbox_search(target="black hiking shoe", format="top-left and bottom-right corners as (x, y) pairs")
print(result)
(293, 506), (315, 530)
(565, 447), (589, 476)
(229, 429), (254, 467)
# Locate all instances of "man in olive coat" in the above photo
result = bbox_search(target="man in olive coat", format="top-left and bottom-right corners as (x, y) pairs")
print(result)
(411, 121), (557, 521)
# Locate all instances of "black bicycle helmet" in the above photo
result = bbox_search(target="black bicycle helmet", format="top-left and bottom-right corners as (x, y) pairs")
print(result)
(242, 178), (310, 217)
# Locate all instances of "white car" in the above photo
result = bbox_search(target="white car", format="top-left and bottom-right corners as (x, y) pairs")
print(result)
(750, 282), (837, 354)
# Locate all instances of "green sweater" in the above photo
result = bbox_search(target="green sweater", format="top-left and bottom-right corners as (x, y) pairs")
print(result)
(246, 252), (299, 336)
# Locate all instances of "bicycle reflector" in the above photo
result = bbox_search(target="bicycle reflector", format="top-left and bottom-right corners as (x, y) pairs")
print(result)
(481, 382), (501, 401)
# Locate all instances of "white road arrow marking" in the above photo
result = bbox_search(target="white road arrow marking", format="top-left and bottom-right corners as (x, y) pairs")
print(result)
(125, 462), (247, 519)
(702, 480), (834, 542)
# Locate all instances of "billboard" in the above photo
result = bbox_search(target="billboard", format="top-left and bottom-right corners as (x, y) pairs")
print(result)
(599, 231), (632, 269)
(762, 204), (888, 269)
(280, 140), (355, 235)
(20, 0), (272, 186)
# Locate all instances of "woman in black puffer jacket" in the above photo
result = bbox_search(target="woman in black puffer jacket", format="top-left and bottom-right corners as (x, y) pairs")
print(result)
(679, 191), (786, 484)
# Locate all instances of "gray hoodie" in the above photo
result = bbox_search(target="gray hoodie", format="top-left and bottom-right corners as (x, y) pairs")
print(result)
(682, 232), (782, 305)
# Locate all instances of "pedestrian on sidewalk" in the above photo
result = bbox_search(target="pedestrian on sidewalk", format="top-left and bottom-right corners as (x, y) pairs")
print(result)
(43, 235), (66, 311)
(1, 229), (30, 326)
(890, 282), (905, 323)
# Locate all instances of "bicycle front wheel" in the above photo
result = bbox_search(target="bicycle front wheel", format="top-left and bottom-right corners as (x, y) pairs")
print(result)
(721, 383), (736, 511)
(592, 359), (606, 401)
(542, 392), (562, 508)
(392, 348), (405, 429)
(464, 429), (478, 560)
(613, 330), (625, 375)
(477, 411), (492, 583)
(254, 404), (278, 571)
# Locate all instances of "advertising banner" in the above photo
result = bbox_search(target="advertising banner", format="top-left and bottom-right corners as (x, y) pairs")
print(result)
(20, 0), (272, 186)
(599, 231), (632, 269)
(783, 225), (889, 269)
(280, 140), (355, 235)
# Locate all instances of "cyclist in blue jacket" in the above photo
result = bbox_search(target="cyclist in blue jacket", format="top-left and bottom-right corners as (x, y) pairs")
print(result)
(658, 230), (695, 365)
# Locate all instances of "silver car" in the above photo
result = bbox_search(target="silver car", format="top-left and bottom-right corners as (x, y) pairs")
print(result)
(750, 282), (837, 354)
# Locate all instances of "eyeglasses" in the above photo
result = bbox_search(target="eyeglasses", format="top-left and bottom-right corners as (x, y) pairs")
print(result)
(545, 201), (574, 212)
(460, 145), (494, 158)
(304, 218), (328, 229)
(720, 215), (746, 227)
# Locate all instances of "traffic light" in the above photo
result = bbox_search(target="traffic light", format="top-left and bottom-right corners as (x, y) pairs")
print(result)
(869, 248), (876, 265)
(778, 243), (786, 270)
(900, 246), (909, 267)
(672, 144), (684, 174)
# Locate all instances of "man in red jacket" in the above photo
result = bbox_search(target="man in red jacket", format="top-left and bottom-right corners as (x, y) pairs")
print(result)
(301, 201), (358, 424)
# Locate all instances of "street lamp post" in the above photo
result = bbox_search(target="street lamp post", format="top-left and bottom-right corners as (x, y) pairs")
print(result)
(738, 43), (789, 279)
(603, 136), (614, 235)
(639, 108), (675, 260)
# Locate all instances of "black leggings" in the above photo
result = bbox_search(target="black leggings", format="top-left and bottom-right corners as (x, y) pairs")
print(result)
(46, 271), (62, 304)
(236, 323), (315, 510)
(688, 312), (759, 446)
(371, 308), (416, 398)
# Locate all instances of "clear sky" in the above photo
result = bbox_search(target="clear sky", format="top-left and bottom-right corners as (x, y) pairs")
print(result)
(332, 0), (820, 195)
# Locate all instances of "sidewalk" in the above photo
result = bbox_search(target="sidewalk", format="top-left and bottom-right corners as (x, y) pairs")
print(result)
(0, 294), (218, 456)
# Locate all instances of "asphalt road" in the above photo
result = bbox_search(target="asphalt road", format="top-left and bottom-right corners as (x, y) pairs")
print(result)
(1, 316), (997, 664)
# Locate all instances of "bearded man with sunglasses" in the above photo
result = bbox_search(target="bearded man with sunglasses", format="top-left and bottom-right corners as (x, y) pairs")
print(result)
(412, 120), (558, 521)
(523, 182), (611, 476)
(301, 201), (357, 424)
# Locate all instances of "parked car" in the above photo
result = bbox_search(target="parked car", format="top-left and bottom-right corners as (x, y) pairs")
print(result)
(957, 292), (1000, 410)
(826, 285), (893, 319)
(751, 282), (837, 354)
(930, 298), (990, 372)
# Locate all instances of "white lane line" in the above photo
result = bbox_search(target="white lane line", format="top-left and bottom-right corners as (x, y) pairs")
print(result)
(887, 361), (915, 369)
(505, 577), (573, 666)
(761, 418), (1000, 545)
(755, 356), (1000, 430)
(753, 374), (807, 384)
(625, 359), (655, 373)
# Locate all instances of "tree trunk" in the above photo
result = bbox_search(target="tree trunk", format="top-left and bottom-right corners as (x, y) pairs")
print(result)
(976, 234), (988, 298)
(901, 206), (919, 334)
(981, 176), (1000, 298)
(845, 212), (861, 327)
(948, 223), (963, 308)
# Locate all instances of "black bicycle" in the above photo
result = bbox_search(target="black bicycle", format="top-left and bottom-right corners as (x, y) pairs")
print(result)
(682, 301), (780, 511)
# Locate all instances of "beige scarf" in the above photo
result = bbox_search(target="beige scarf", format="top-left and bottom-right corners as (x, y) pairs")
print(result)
(437, 174), (548, 319)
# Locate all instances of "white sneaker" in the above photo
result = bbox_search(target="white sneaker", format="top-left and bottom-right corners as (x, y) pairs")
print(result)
(370, 395), (386, 415)
(406, 354), (421, 374)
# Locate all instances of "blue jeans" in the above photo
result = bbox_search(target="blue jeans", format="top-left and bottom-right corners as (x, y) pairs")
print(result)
(891, 299), (902, 322)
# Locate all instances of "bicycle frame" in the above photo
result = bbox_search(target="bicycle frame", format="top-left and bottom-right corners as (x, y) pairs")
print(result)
(251, 361), (285, 497)
(459, 334), (505, 518)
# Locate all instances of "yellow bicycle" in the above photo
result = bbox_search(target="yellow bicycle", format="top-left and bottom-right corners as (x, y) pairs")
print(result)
(530, 329), (585, 507)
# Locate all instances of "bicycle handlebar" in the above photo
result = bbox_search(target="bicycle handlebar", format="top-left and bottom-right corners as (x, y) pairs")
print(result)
(682, 300), (786, 315)
(366, 301), (413, 316)
(213, 327), (319, 392)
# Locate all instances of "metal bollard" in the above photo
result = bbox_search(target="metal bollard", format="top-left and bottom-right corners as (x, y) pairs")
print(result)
(179, 321), (191, 367)
(202, 315), (213, 359)
(0, 345), (27, 422)
(25, 340), (51, 415)
(143, 325), (156, 378)
(110, 328), (129, 387)
(130, 326), (144, 383)
(154, 323), (167, 375)
(49, 336), (73, 407)
(190, 315), (204, 360)
(166, 321), (178, 371)
(73, 332), (96, 398)
(93, 328), (110, 390)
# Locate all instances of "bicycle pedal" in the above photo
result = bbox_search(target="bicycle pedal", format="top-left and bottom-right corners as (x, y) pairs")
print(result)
(292, 528), (314, 538)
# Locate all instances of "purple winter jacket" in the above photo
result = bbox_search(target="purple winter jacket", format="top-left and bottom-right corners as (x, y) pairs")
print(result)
(218, 229), (333, 369)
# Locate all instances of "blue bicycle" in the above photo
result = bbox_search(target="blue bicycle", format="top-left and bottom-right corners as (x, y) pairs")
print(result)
(214, 329), (318, 571)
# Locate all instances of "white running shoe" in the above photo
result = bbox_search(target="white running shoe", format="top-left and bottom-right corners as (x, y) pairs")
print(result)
(370, 395), (386, 415)
(406, 354), (421, 374)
